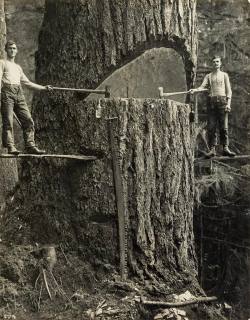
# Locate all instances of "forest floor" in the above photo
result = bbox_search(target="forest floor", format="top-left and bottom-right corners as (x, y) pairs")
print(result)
(0, 240), (231, 320)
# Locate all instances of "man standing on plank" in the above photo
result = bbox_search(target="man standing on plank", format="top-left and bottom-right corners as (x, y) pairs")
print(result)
(191, 55), (235, 157)
(0, 40), (53, 155)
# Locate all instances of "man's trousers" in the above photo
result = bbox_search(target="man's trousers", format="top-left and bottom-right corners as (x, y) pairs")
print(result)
(207, 96), (229, 148)
(1, 84), (35, 148)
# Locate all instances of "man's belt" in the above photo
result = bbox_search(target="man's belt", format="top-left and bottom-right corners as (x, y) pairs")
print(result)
(2, 83), (21, 88)
(2, 84), (21, 93)
(210, 96), (227, 104)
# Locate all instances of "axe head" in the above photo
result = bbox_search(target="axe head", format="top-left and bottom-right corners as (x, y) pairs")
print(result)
(158, 87), (164, 98)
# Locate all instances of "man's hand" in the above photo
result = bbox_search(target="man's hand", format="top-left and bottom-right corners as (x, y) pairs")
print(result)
(189, 88), (208, 94)
(188, 89), (200, 94)
(45, 85), (53, 91)
(189, 89), (198, 94)
(225, 104), (231, 113)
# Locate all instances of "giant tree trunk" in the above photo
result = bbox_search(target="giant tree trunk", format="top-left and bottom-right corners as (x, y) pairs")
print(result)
(5, 97), (197, 286)
(2, 0), (198, 288)
(36, 0), (197, 89)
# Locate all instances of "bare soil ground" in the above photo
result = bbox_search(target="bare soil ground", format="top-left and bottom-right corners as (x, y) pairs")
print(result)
(0, 241), (231, 320)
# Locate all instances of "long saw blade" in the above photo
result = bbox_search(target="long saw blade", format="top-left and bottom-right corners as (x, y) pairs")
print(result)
(107, 118), (128, 280)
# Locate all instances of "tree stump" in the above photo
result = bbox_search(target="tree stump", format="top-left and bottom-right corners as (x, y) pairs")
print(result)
(2, 0), (198, 289)
(3, 97), (197, 285)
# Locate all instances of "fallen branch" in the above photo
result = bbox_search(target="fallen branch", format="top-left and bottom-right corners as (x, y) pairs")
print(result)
(140, 296), (217, 307)
(42, 269), (52, 300)
(50, 270), (71, 303)
(37, 282), (43, 311)
(34, 273), (41, 289)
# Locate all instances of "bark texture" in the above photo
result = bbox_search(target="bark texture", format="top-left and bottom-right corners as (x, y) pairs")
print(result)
(36, 0), (197, 89)
(5, 97), (196, 285)
(0, 0), (5, 57)
(2, 0), (198, 287)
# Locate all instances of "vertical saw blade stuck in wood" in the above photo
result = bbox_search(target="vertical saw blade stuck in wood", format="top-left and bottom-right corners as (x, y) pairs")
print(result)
(107, 118), (128, 280)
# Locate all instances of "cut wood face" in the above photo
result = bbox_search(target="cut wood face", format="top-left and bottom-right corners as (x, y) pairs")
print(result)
(87, 48), (187, 103)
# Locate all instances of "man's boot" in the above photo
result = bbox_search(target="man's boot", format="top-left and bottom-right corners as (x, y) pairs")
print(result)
(205, 146), (216, 158)
(7, 145), (21, 155)
(23, 129), (45, 154)
(25, 145), (46, 155)
(223, 146), (236, 157)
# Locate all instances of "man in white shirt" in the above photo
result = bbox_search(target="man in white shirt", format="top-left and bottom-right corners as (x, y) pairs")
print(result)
(0, 40), (52, 155)
(191, 55), (235, 157)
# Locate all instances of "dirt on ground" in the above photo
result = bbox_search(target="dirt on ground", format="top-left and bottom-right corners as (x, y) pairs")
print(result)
(0, 240), (232, 320)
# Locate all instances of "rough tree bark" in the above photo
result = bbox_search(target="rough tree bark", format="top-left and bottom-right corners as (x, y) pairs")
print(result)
(0, 0), (18, 208)
(0, 0), (5, 56)
(2, 0), (198, 289)
(36, 0), (197, 90)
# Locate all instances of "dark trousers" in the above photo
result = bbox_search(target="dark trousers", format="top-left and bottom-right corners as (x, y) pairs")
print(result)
(1, 85), (35, 148)
(207, 96), (229, 148)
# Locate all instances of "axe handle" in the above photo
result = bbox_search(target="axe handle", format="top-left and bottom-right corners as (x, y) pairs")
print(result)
(163, 90), (190, 97)
(158, 87), (208, 98)
(13, 112), (22, 127)
(52, 85), (111, 97)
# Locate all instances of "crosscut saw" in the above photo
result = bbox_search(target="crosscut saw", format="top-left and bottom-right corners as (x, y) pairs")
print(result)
(107, 117), (128, 281)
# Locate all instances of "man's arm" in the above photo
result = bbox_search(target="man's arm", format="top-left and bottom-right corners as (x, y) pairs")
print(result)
(224, 72), (232, 112)
(20, 68), (52, 91)
(190, 74), (209, 94)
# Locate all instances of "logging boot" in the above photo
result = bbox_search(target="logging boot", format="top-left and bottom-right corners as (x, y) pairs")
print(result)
(205, 146), (216, 158)
(25, 145), (46, 155)
(7, 145), (21, 155)
(223, 146), (236, 157)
